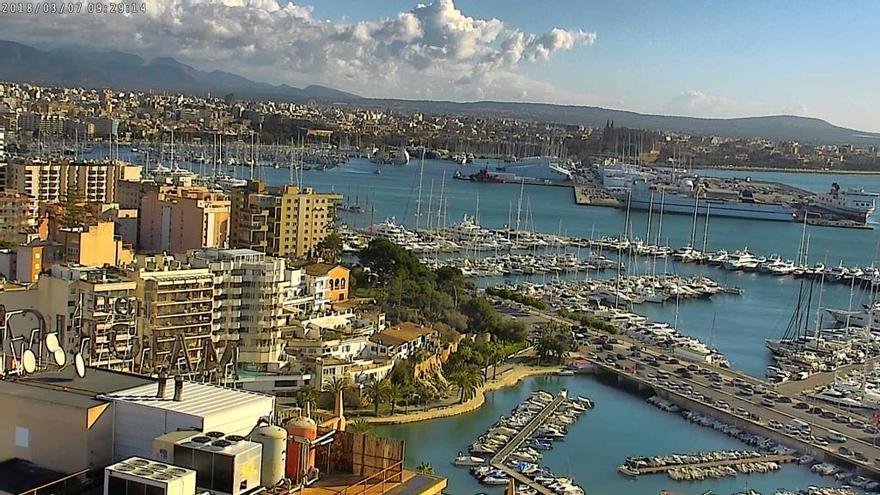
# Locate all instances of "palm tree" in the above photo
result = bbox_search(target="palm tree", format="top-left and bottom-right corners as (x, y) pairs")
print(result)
(448, 367), (482, 404)
(415, 462), (435, 475)
(296, 386), (318, 411)
(386, 381), (403, 416)
(348, 418), (374, 435)
(323, 376), (349, 398)
(364, 380), (388, 416)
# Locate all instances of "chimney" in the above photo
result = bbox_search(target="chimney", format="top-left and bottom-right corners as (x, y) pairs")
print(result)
(173, 376), (184, 402)
(156, 373), (167, 399)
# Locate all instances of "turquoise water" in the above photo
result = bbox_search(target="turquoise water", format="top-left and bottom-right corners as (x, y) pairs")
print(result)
(376, 375), (837, 495)
(107, 147), (879, 493)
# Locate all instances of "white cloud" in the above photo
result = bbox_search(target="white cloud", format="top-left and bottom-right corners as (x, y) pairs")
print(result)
(0, 0), (598, 102)
(663, 90), (738, 118)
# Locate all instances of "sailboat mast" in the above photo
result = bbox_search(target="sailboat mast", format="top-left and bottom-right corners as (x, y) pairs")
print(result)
(415, 149), (425, 230)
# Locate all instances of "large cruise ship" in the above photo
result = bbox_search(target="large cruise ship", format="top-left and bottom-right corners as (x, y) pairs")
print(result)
(811, 182), (878, 223)
(625, 179), (796, 222)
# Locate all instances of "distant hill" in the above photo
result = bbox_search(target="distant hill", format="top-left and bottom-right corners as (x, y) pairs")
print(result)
(355, 99), (880, 144)
(0, 39), (877, 144)
(0, 40), (360, 101)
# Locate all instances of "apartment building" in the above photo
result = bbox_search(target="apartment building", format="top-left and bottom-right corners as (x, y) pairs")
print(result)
(123, 255), (215, 371)
(188, 248), (294, 371)
(0, 189), (38, 245)
(303, 263), (350, 302)
(54, 220), (133, 267)
(0, 265), (139, 370)
(139, 185), (230, 254)
(229, 180), (340, 259)
(7, 159), (141, 203)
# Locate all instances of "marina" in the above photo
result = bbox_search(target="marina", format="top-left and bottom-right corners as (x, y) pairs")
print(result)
(618, 450), (796, 480)
(461, 390), (592, 494)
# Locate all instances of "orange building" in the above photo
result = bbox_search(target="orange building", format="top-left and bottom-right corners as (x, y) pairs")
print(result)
(139, 185), (230, 254)
(303, 263), (350, 302)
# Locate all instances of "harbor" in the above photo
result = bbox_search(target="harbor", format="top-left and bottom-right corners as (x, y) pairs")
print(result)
(459, 390), (592, 494)
(618, 450), (797, 480)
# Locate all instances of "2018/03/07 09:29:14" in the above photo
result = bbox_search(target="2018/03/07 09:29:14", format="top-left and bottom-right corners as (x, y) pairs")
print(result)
(0, 1), (147, 14)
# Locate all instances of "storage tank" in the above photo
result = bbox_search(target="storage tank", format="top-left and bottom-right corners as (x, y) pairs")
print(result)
(250, 425), (288, 487)
(285, 414), (317, 482)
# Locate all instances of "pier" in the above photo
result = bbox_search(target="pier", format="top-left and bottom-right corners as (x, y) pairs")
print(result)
(489, 392), (568, 495)
(629, 453), (797, 476)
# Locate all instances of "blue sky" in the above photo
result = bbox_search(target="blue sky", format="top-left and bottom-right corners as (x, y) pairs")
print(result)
(304, 0), (880, 131)
(4, 0), (878, 131)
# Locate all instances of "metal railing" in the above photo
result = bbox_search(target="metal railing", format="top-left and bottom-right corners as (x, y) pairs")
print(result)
(332, 461), (404, 495)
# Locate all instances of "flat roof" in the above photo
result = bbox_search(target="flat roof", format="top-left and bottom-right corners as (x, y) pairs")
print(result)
(0, 367), (155, 409)
(0, 459), (68, 495)
(105, 378), (273, 417)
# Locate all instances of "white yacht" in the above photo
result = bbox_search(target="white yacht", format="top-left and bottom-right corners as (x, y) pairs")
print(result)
(812, 182), (878, 223)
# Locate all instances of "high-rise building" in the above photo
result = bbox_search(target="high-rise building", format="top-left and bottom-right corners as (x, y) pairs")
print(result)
(0, 189), (38, 245)
(188, 248), (295, 371)
(54, 220), (133, 267)
(7, 159), (142, 204)
(229, 180), (340, 259)
(123, 255), (215, 370)
(139, 185), (230, 254)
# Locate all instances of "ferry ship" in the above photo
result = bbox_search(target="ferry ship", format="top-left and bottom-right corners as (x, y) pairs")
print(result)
(494, 155), (572, 182)
(811, 182), (877, 223)
(625, 180), (796, 222)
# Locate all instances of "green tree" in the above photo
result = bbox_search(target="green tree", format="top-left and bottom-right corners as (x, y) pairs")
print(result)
(364, 380), (388, 416)
(415, 462), (435, 475)
(323, 376), (349, 396)
(348, 418), (374, 435)
(61, 184), (87, 227)
(536, 324), (570, 364)
(448, 366), (482, 403)
(386, 381), (404, 416)
(315, 232), (343, 263)
(295, 386), (318, 410)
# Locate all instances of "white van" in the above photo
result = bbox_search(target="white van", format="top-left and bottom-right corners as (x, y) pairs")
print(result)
(826, 430), (846, 443)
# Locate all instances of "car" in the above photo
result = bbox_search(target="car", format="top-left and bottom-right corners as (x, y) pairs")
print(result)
(754, 384), (767, 394)
(692, 393), (705, 402)
(850, 420), (868, 430)
(838, 446), (854, 457)
(609, 338), (620, 344)
(681, 371), (694, 379)
(820, 411), (836, 420)
(833, 415), (850, 424)
(667, 358), (679, 365)
(826, 430), (847, 443)
(865, 425), (879, 435)
(736, 407), (750, 417)
(732, 378), (747, 387)
(808, 406), (824, 415)
(854, 452), (868, 462)
(675, 366), (688, 374)
(737, 387), (755, 396)
(768, 420), (784, 430)
(716, 400), (730, 411)
(761, 397), (776, 407)
(604, 357), (616, 365)
(814, 437), (829, 447)
(616, 353), (627, 361)
(794, 402), (810, 410)
(646, 373), (657, 380)
(711, 381), (723, 390)
(776, 396), (793, 404)
(686, 364), (699, 372)
(602, 343), (614, 351)
(630, 351), (642, 358)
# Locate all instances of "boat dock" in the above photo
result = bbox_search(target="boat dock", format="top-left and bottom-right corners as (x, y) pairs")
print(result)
(489, 392), (568, 495)
(630, 454), (796, 476)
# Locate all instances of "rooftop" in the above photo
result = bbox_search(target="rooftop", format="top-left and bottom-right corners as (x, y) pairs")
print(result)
(0, 459), (69, 495)
(104, 378), (273, 417)
(304, 263), (346, 276)
(0, 367), (153, 409)
(370, 322), (435, 347)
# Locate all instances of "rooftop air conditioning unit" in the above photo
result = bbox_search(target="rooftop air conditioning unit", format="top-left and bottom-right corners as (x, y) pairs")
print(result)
(172, 432), (262, 495)
(104, 456), (196, 495)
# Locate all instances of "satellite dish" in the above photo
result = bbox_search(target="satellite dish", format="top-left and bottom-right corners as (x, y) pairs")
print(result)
(22, 349), (37, 374)
(45, 333), (61, 353)
(53, 348), (66, 367)
(74, 353), (86, 378)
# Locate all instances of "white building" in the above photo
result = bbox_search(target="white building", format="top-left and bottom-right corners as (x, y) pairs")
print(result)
(0, 126), (6, 187)
(189, 249), (293, 371)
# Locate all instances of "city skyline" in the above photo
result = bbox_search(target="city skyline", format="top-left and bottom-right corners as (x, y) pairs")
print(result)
(1, 0), (878, 132)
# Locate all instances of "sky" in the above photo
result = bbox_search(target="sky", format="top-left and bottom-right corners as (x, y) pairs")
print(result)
(1, 0), (879, 131)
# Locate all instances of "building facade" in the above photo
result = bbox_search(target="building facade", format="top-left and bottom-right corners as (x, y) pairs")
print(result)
(139, 185), (230, 254)
(7, 159), (141, 204)
(229, 180), (340, 259)
(0, 189), (38, 245)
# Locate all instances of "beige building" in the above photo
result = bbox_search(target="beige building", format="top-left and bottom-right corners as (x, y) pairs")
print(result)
(188, 248), (294, 371)
(123, 255), (215, 371)
(0, 189), (38, 245)
(55, 220), (133, 267)
(7, 159), (141, 204)
(139, 185), (230, 254)
(0, 265), (139, 370)
(229, 180), (340, 259)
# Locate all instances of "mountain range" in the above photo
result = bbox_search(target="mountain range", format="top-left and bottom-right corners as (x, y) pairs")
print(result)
(1, 39), (877, 144)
